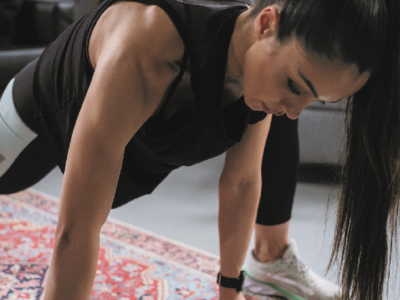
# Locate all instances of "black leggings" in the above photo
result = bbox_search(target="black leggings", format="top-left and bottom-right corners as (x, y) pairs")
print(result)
(0, 60), (298, 226)
(256, 115), (298, 225)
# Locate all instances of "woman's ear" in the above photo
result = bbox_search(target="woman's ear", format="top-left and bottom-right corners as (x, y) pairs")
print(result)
(254, 5), (280, 40)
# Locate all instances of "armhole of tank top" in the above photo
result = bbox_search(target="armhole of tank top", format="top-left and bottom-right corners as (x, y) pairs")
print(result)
(159, 50), (189, 113)
(145, 49), (188, 124)
(84, 0), (198, 74)
(85, 0), (117, 73)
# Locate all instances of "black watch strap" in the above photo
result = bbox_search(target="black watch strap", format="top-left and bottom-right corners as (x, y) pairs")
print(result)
(216, 270), (245, 292)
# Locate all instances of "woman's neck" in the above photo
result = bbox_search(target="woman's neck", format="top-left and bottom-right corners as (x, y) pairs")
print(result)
(226, 9), (255, 79)
(223, 9), (255, 107)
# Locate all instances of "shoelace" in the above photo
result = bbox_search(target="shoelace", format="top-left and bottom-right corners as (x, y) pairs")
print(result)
(287, 254), (309, 275)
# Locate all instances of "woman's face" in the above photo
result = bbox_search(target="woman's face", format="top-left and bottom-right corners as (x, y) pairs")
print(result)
(241, 10), (370, 120)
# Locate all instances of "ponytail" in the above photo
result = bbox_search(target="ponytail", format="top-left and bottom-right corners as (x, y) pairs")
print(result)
(328, 0), (400, 299)
(249, 0), (400, 297)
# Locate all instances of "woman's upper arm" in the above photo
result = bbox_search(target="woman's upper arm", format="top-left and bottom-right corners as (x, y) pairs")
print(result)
(221, 115), (273, 186)
(85, 2), (185, 151)
(56, 3), (184, 239)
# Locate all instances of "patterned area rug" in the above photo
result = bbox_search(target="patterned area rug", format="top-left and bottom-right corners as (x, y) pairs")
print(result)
(0, 189), (223, 300)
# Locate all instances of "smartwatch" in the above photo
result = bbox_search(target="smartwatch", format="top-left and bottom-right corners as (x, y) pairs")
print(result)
(216, 270), (245, 292)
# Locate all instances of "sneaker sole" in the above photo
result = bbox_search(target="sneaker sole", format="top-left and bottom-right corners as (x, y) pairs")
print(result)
(243, 289), (289, 300)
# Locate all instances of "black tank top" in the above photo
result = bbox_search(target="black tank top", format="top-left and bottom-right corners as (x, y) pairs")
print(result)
(32, 0), (267, 177)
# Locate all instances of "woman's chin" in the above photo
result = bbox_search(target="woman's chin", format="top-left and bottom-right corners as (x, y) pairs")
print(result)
(243, 97), (263, 112)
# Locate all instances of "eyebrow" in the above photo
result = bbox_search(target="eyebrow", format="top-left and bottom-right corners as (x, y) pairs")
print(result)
(299, 72), (319, 99)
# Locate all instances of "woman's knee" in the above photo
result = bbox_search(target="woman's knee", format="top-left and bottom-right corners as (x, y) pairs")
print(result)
(0, 136), (57, 195)
(0, 67), (56, 194)
(0, 181), (26, 195)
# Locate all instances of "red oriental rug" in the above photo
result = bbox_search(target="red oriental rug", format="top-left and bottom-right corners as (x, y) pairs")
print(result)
(0, 189), (224, 300)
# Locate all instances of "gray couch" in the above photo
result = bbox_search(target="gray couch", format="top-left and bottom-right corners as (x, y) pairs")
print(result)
(0, 0), (74, 92)
(298, 101), (346, 165)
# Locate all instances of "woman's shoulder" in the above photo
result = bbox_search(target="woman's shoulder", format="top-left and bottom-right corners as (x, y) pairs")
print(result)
(89, 1), (185, 70)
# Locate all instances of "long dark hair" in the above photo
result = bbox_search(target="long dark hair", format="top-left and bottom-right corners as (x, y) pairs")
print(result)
(249, 0), (400, 299)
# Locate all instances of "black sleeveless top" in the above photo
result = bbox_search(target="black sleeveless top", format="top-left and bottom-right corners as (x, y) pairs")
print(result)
(32, 0), (267, 178)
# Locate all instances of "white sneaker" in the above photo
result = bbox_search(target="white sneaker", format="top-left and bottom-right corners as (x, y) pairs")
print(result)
(242, 239), (342, 300)
(243, 292), (288, 300)
(243, 293), (286, 300)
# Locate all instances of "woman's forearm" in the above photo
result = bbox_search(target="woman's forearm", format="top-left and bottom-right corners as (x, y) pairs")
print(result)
(43, 234), (100, 300)
(218, 177), (261, 278)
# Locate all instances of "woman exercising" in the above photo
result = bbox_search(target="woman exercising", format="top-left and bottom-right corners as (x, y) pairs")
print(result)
(0, 0), (398, 299)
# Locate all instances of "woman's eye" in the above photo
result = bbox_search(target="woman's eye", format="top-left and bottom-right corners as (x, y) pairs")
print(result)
(288, 79), (301, 96)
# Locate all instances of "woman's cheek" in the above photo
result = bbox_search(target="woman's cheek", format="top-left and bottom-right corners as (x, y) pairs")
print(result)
(242, 71), (255, 99)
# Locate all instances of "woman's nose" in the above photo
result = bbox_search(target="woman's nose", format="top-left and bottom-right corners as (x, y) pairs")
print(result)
(281, 101), (308, 120)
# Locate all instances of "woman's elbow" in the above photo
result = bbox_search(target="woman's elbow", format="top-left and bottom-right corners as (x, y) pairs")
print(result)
(219, 171), (261, 196)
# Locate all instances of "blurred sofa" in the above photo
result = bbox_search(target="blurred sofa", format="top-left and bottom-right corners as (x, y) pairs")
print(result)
(0, 0), (346, 166)
(298, 101), (346, 165)
(0, 0), (74, 93)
